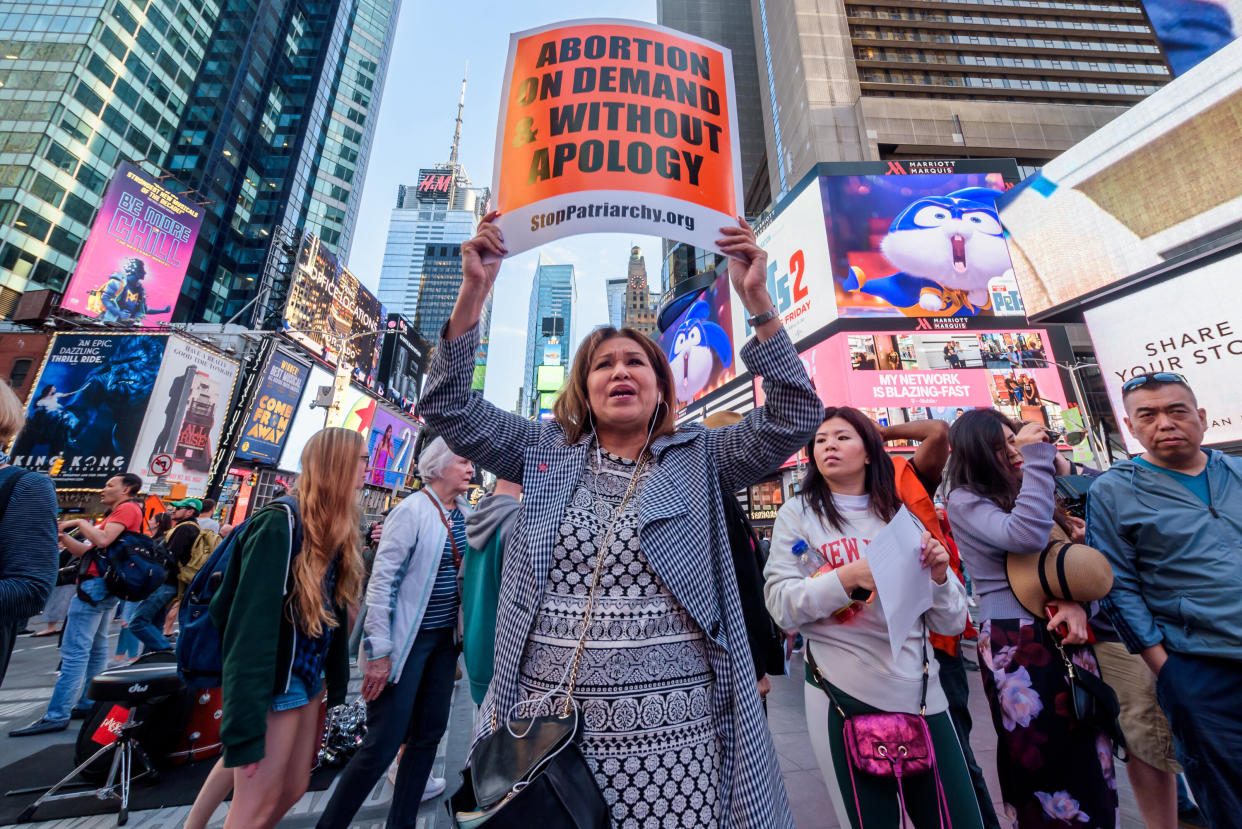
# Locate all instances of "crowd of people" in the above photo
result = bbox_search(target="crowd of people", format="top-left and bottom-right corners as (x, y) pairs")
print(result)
(0, 216), (1238, 829)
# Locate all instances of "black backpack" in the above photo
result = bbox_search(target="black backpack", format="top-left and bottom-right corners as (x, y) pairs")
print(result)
(99, 531), (175, 602)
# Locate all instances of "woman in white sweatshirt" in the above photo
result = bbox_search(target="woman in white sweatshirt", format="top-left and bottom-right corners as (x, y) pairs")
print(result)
(765, 407), (982, 829)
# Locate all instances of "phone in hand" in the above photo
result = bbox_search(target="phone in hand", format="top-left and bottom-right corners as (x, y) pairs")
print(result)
(1045, 604), (1068, 637)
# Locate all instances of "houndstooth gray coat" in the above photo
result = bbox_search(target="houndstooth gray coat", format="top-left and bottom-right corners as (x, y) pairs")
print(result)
(420, 323), (822, 827)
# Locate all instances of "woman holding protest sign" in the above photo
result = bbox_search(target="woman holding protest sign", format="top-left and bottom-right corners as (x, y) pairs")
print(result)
(419, 211), (820, 826)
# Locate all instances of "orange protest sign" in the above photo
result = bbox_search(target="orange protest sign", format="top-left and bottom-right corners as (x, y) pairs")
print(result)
(492, 20), (743, 257)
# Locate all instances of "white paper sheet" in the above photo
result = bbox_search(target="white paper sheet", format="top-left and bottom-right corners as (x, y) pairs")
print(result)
(866, 506), (933, 662)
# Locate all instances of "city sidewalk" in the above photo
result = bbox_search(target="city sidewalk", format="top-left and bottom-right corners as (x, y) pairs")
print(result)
(0, 623), (1147, 827)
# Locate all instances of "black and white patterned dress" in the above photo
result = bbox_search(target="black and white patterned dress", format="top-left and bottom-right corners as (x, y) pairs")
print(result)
(516, 449), (720, 828)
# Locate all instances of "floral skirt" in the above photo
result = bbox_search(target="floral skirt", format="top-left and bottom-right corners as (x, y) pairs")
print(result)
(978, 619), (1118, 828)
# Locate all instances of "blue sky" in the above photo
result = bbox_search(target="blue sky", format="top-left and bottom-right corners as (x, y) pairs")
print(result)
(347, 0), (662, 410)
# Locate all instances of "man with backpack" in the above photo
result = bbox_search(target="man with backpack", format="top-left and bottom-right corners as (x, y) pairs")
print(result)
(12, 473), (144, 736)
(128, 498), (213, 652)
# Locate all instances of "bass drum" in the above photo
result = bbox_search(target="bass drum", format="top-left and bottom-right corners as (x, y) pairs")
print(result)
(165, 686), (223, 766)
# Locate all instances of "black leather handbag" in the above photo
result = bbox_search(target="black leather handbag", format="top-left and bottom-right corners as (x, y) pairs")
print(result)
(1055, 640), (1127, 758)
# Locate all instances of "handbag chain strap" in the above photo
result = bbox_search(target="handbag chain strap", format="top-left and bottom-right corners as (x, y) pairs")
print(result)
(561, 450), (649, 716)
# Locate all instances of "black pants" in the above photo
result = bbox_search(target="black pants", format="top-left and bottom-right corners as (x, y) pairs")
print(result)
(0, 618), (20, 688)
(1156, 651), (1242, 829)
(317, 627), (457, 829)
(935, 648), (1001, 829)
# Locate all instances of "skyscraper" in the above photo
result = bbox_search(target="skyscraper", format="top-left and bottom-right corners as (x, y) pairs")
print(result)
(622, 246), (658, 338)
(376, 76), (489, 321)
(606, 278), (628, 330)
(750, 0), (1170, 196)
(522, 262), (575, 417)
(158, 0), (403, 323)
(0, 0), (404, 324)
(0, 0), (219, 315)
(658, 0), (1171, 207)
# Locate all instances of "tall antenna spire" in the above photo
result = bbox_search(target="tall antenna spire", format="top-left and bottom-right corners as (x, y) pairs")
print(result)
(448, 63), (467, 209)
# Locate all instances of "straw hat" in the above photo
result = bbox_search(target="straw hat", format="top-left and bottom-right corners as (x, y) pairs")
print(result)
(1006, 527), (1114, 617)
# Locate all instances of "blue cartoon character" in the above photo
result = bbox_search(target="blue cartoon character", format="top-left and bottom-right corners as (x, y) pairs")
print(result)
(842, 187), (1012, 316)
(667, 300), (732, 403)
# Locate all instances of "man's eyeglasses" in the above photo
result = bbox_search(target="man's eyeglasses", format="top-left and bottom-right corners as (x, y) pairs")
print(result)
(1121, 372), (1189, 393)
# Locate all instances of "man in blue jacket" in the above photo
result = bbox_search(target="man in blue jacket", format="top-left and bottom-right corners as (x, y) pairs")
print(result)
(1087, 372), (1242, 829)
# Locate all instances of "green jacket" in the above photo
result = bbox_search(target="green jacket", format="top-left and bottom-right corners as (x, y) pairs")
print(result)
(210, 503), (349, 767)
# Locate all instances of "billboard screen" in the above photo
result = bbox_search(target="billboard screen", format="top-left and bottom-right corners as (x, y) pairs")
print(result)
(59, 162), (204, 325)
(1141, 0), (1241, 75)
(277, 365), (333, 471)
(130, 336), (239, 497)
(284, 233), (387, 382)
(728, 177), (835, 363)
(998, 44), (1242, 317)
(236, 349), (312, 464)
(535, 364), (565, 392)
(11, 333), (167, 488)
(366, 407), (419, 488)
(660, 271), (737, 406)
(1084, 252), (1242, 450)
(756, 327), (1068, 431)
(819, 162), (1023, 320)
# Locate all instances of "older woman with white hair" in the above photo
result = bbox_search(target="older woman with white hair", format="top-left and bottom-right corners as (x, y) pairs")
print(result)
(316, 437), (474, 828)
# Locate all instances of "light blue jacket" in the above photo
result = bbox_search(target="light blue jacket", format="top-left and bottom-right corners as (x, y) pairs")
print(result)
(363, 487), (471, 683)
(1087, 449), (1242, 662)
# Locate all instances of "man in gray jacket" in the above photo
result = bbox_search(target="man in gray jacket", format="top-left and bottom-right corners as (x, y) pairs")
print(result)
(1087, 373), (1242, 829)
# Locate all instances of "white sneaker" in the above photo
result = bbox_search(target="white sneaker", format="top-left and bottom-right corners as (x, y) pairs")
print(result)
(422, 775), (446, 802)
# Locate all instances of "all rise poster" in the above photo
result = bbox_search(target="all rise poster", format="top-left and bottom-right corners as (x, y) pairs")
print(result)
(130, 336), (239, 496)
(10, 334), (168, 488)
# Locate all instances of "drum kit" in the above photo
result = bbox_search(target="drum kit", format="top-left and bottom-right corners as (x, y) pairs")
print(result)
(8, 652), (366, 825)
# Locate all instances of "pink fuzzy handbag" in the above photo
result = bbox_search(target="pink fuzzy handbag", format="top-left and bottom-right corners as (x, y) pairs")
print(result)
(807, 642), (952, 829)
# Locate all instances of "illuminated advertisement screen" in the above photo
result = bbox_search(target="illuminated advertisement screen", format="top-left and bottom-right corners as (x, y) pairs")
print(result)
(998, 44), (1242, 317)
(284, 233), (387, 382)
(11, 333), (167, 488)
(659, 272), (736, 406)
(1141, 0), (1240, 75)
(539, 391), (558, 410)
(59, 162), (204, 325)
(819, 160), (1023, 320)
(367, 407), (419, 488)
(236, 349), (311, 464)
(727, 176), (835, 365)
(536, 364), (565, 392)
(756, 327), (1068, 430)
(1083, 252), (1242, 449)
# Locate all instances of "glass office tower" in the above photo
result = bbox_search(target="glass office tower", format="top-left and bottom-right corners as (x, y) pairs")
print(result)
(521, 262), (575, 417)
(0, 0), (217, 316)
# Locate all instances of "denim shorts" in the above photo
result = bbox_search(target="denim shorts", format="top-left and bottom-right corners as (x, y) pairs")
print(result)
(271, 674), (322, 712)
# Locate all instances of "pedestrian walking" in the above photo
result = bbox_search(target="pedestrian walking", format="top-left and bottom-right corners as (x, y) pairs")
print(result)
(766, 407), (981, 829)
(1087, 373), (1242, 829)
(419, 213), (820, 826)
(200, 427), (364, 828)
(946, 410), (1117, 828)
(316, 437), (474, 827)
(0, 382), (57, 687)
(462, 476), (522, 707)
(11, 472), (145, 735)
(127, 498), (201, 652)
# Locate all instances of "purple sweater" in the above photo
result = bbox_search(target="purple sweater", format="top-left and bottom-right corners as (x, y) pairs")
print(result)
(946, 442), (1058, 622)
